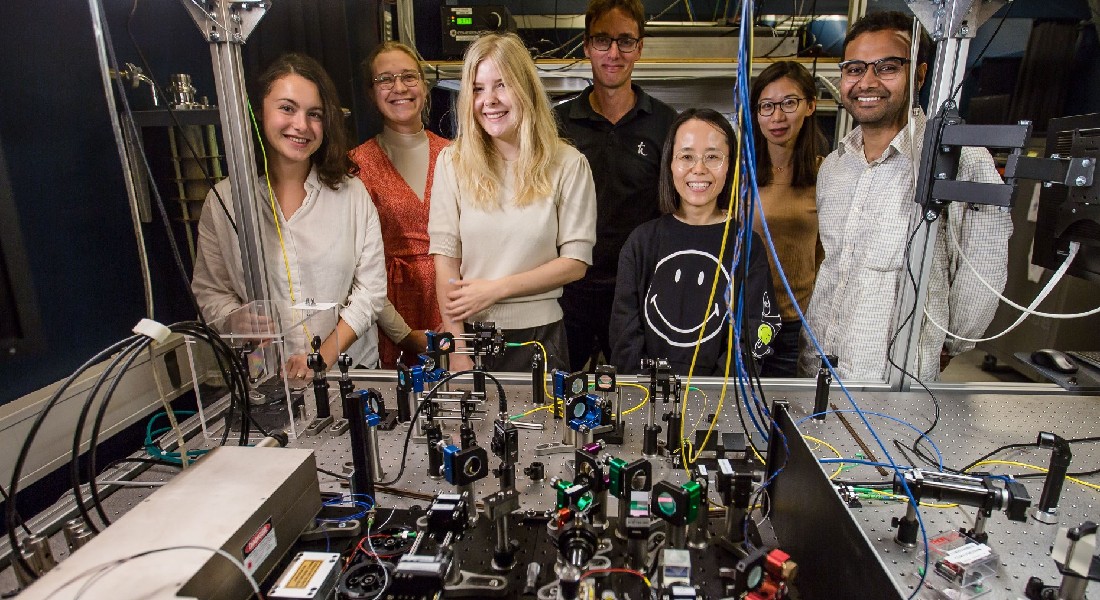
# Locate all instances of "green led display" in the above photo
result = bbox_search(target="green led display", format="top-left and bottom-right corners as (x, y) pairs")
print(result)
(456, 17), (473, 25)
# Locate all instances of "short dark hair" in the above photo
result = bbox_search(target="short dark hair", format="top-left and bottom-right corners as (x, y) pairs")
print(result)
(585, 0), (646, 39)
(843, 10), (933, 68)
(254, 53), (357, 189)
(750, 61), (827, 188)
(658, 108), (737, 215)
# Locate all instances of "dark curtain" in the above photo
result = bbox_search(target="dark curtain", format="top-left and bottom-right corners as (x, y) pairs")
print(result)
(244, 0), (383, 143)
(1008, 20), (1080, 134)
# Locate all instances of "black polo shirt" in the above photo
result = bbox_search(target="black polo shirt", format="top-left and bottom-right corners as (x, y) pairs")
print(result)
(555, 84), (676, 287)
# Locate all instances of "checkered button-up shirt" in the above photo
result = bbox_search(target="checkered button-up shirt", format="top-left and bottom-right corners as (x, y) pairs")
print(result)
(798, 110), (1013, 381)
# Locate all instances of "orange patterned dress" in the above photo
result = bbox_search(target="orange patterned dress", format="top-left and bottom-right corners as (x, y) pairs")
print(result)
(350, 132), (449, 367)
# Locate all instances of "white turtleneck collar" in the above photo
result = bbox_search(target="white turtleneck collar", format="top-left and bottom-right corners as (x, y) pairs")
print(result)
(377, 124), (430, 200)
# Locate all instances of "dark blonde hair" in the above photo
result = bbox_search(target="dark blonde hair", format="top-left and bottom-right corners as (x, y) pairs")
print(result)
(750, 61), (826, 188)
(361, 41), (430, 125)
(255, 53), (357, 189)
(658, 109), (737, 215)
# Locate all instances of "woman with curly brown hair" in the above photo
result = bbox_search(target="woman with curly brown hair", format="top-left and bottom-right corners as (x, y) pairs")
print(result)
(193, 53), (387, 374)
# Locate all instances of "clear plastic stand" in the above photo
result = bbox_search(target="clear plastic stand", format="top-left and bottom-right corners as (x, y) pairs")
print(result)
(918, 530), (1001, 599)
(184, 299), (339, 441)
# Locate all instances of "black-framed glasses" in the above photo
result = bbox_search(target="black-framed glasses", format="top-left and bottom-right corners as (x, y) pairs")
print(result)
(588, 35), (640, 53)
(373, 71), (421, 90)
(838, 57), (910, 81)
(674, 152), (727, 171)
(757, 97), (806, 116)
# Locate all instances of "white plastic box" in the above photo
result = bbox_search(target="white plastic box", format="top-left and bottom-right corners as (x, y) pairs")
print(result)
(919, 530), (1001, 599)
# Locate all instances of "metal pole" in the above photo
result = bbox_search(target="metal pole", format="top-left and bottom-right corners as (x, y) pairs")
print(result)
(343, 391), (377, 500)
(831, 0), (869, 145)
(887, 0), (1005, 389)
(888, 31), (970, 389)
(88, 0), (155, 319)
(180, 0), (271, 306)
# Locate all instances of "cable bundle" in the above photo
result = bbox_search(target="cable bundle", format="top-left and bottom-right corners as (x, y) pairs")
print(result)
(5, 319), (258, 583)
(651, 3), (936, 594)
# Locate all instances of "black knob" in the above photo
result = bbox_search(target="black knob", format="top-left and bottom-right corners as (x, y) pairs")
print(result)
(524, 461), (545, 481)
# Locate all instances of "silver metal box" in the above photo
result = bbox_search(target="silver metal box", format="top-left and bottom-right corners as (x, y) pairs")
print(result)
(18, 446), (321, 600)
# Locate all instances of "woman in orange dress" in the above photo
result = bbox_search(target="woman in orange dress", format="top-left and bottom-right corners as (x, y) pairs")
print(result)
(350, 42), (449, 368)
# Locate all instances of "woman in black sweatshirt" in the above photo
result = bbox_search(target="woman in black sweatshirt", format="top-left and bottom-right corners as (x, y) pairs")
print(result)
(610, 108), (781, 376)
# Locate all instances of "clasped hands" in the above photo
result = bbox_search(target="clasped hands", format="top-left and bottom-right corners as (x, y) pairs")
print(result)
(443, 277), (502, 322)
(440, 278), (501, 373)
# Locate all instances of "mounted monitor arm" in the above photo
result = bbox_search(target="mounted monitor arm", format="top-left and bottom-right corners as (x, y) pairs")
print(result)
(1006, 152), (1096, 190)
(915, 107), (1033, 219)
(916, 109), (1097, 221)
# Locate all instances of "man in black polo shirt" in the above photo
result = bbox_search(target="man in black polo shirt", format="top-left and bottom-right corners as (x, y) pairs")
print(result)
(556, 0), (676, 373)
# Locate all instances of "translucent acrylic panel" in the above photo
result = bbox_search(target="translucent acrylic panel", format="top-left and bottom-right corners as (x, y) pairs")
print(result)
(184, 300), (338, 441)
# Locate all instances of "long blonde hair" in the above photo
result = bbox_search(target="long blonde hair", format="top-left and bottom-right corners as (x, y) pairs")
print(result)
(452, 33), (563, 208)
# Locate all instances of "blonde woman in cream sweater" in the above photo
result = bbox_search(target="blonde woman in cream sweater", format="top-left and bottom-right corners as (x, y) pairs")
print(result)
(428, 33), (597, 372)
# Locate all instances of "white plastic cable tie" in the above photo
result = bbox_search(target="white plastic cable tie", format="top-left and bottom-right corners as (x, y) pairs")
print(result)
(133, 318), (171, 344)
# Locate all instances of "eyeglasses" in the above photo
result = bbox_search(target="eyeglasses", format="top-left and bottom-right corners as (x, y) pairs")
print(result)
(373, 71), (421, 90)
(757, 97), (806, 117)
(587, 35), (640, 53)
(674, 152), (727, 171)
(838, 57), (910, 81)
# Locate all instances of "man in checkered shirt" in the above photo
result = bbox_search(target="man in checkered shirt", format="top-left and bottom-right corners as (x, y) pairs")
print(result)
(798, 11), (1012, 381)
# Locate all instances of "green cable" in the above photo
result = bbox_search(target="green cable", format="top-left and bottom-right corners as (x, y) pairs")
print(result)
(145, 411), (208, 464)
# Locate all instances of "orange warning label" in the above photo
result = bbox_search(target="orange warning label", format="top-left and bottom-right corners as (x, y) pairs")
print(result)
(286, 559), (322, 588)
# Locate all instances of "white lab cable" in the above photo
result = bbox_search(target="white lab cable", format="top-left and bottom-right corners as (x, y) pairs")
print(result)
(535, 31), (584, 58)
(750, 482), (772, 526)
(146, 343), (190, 469)
(924, 241), (1080, 343)
(366, 516), (390, 600)
(186, 0), (231, 34)
(95, 480), (167, 488)
(67, 545), (260, 600)
(650, 0), (687, 21)
(908, 17), (921, 183)
(378, 506), (397, 530)
(946, 223), (1100, 318)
